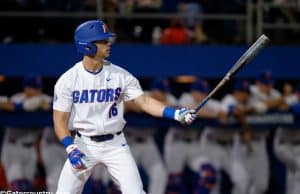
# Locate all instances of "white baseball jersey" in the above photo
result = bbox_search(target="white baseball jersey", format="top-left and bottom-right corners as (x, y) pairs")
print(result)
(53, 60), (144, 136)
(284, 94), (298, 106)
(250, 85), (281, 101)
(7, 93), (51, 143)
(221, 94), (256, 114)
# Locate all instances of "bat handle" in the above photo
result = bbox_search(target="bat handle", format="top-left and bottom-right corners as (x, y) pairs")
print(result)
(195, 97), (209, 113)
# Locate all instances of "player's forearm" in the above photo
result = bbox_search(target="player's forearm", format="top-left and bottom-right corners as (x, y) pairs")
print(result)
(53, 110), (71, 141)
(134, 94), (166, 117)
(134, 94), (196, 125)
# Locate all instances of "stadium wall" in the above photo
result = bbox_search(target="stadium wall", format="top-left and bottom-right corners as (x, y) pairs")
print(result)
(0, 44), (299, 78)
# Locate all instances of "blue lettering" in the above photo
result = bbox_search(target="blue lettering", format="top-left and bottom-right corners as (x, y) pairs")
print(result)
(97, 89), (106, 102)
(106, 88), (114, 102)
(72, 91), (80, 103)
(80, 90), (89, 103)
(89, 89), (97, 102)
(73, 88), (122, 104)
(114, 87), (122, 101)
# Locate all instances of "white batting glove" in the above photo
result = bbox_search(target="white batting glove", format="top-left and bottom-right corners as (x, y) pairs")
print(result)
(174, 108), (197, 125)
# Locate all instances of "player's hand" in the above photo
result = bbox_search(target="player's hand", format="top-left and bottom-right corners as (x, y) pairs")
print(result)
(66, 145), (88, 170)
(175, 108), (196, 125)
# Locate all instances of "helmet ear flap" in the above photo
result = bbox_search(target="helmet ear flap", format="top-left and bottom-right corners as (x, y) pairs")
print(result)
(75, 41), (97, 55)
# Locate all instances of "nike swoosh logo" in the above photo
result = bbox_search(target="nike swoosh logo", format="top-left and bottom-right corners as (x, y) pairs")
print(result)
(106, 78), (112, 81)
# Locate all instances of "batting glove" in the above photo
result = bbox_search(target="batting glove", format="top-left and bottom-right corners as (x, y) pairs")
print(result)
(66, 145), (88, 169)
(62, 136), (88, 170)
(163, 106), (197, 125)
(174, 108), (197, 125)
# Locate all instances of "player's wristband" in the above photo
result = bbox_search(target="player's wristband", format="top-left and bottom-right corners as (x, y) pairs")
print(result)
(61, 136), (74, 149)
(162, 106), (176, 119)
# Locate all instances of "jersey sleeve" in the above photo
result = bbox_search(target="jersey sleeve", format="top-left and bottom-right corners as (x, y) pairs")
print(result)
(221, 95), (236, 114)
(53, 73), (73, 112)
(123, 73), (144, 101)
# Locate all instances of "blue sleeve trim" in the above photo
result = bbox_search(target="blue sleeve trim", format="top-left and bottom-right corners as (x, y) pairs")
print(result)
(228, 105), (235, 115)
(163, 106), (176, 119)
(61, 136), (74, 148)
(14, 103), (23, 111)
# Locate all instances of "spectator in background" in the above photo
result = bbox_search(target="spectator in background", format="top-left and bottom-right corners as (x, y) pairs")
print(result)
(134, 0), (162, 11)
(160, 17), (190, 45)
(132, 0), (163, 42)
(103, 0), (119, 33)
(273, 0), (299, 24)
(177, 0), (208, 43)
(1, 76), (51, 191)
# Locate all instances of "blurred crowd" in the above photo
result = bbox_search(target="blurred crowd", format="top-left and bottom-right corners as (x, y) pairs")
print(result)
(0, 70), (300, 194)
(0, 0), (299, 44)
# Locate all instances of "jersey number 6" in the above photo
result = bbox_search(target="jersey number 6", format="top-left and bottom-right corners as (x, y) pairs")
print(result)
(109, 103), (118, 118)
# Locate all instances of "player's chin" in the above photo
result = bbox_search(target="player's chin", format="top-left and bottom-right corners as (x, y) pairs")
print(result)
(104, 51), (110, 58)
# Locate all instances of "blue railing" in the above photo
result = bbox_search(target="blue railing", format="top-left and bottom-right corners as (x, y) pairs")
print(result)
(0, 111), (299, 129)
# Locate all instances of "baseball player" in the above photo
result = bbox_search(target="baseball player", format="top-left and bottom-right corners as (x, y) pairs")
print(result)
(164, 79), (225, 194)
(53, 19), (196, 194)
(1, 76), (52, 191)
(250, 70), (283, 113)
(274, 83), (300, 194)
(123, 78), (176, 194)
(220, 80), (266, 194)
(244, 70), (283, 194)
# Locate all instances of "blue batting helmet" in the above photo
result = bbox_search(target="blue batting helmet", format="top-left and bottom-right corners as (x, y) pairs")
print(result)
(74, 20), (116, 55)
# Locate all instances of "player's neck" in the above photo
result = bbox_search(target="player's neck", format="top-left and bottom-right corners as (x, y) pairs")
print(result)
(82, 56), (104, 72)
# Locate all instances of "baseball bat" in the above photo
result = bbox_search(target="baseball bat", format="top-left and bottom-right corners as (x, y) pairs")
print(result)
(194, 34), (270, 113)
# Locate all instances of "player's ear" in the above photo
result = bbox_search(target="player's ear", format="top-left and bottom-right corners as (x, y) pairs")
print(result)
(76, 41), (97, 56)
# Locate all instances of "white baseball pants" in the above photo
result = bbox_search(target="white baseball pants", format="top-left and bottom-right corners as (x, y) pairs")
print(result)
(56, 132), (146, 194)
